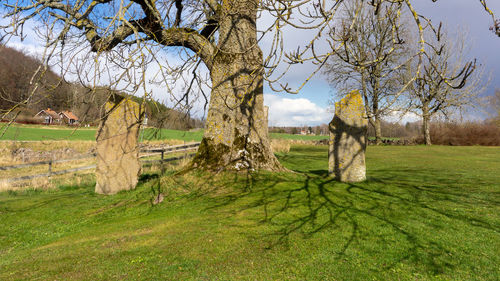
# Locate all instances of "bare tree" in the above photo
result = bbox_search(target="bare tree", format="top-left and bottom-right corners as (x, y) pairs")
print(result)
(0, 0), (497, 170)
(406, 28), (487, 145)
(323, 0), (411, 145)
(1, 0), (289, 171)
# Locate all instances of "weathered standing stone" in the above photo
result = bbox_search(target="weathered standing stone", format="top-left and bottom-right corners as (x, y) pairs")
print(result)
(95, 95), (143, 194)
(328, 90), (368, 182)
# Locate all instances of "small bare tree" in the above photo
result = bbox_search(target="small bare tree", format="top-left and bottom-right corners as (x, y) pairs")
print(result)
(323, 0), (411, 145)
(406, 27), (487, 145)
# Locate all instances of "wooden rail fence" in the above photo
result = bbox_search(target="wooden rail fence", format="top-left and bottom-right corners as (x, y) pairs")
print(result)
(1, 142), (200, 183)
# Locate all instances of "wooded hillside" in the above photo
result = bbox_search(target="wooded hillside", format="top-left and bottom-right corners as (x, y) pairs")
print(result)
(0, 45), (72, 113)
(0, 46), (201, 129)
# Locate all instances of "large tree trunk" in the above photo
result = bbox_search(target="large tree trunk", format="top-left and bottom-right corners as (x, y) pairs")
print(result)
(191, 0), (283, 171)
(368, 117), (382, 145)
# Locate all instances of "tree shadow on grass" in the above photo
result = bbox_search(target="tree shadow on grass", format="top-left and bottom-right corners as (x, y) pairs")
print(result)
(139, 173), (159, 182)
(204, 166), (500, 276)
(0, 192), (86, 213)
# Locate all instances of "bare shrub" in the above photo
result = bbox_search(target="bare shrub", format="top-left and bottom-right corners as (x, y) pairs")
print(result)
(423, 121), (500, 146)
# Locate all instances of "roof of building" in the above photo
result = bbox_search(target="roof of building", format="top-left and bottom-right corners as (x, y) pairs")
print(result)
(35, 108), (59, 119)
(59, 111), (79, 121)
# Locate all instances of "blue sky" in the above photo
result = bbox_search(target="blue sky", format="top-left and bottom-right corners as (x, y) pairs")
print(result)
(264, 0), (500, 126)
(413, 0), (500, 102)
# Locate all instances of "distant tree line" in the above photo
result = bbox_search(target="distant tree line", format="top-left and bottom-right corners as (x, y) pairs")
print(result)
(270, 118), (500, 146)
(0, 46), (202, 130)
(269, 125), (329, 136)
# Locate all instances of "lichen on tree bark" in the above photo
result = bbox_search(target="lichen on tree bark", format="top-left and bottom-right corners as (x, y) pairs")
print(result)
(191, 0), (283, 171)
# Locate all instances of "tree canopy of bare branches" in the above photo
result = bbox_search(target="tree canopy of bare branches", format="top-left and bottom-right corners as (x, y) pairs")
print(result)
(0, 0), (497, 170)
(324, 0), (411, 145)
(405, 28), (488, 145)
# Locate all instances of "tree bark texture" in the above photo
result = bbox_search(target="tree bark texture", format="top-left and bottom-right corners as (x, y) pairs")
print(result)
(191, 0), (283, 171)
(421, 102), (432, 145)
(422, 114), (431, 145)
(374, 116), (382, 145)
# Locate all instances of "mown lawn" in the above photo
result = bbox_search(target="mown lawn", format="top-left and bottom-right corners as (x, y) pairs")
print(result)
(0, 124), (204, 142)
(1, 124), (332, 142)
(0, 124), (97, 141)
(0, 145), (499, 280)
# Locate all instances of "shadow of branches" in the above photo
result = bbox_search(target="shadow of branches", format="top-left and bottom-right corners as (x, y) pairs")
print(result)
(203, 165), (500, 275)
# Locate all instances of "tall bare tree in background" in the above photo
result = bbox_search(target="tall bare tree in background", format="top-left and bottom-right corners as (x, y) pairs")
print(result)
(323, 0), (411, 145)
(406, 28), (487, 145)
(1, 0), (497, 170)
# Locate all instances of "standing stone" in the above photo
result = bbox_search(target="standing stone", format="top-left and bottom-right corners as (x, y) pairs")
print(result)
(95, 95), (143, 194)
(328, 90), (368, 182)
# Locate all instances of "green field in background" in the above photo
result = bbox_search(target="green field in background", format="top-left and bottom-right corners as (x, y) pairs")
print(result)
(1, 125), (331, 142)
(0, 124), (96, 141)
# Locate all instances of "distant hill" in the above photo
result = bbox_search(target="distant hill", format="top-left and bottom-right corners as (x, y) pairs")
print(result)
(0, 46), (202, 129)
(0, 45), (73, 115)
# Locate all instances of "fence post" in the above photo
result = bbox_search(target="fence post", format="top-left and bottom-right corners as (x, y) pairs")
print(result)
(183, 141), (187, 160)
(161, 149), (165, 175)
(48, 160), (53, 179)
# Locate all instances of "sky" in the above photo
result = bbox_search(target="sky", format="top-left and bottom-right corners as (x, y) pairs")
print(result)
(3, 0), (500, 126)
(263, 0), (500, 126)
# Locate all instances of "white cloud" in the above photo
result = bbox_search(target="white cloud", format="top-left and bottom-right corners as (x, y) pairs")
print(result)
(384, 111), (420, 124)
(6, 42), (45, 57)
(264, 94), (330, 126)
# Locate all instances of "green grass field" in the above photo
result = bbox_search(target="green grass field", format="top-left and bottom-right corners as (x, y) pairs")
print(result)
(0, 124), (205, 142)
(1, 124), (329, 142)
(270, 132), (328, 141)
(0, 124), (97, 141)
(1, 145), (499, 280)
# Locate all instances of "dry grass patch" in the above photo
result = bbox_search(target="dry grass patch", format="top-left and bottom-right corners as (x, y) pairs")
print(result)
(270, 139), (291, 154)
(141, 139), (187, 146)
(0, 141), (95, 166)
(0, 170), (95, 192)
(0, 139), (195, 191)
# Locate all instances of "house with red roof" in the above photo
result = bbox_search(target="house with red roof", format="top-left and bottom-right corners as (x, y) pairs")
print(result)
(34, 108), (79, 125)
(59, 111), (79, 125)
(34, 108), (60, 124)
